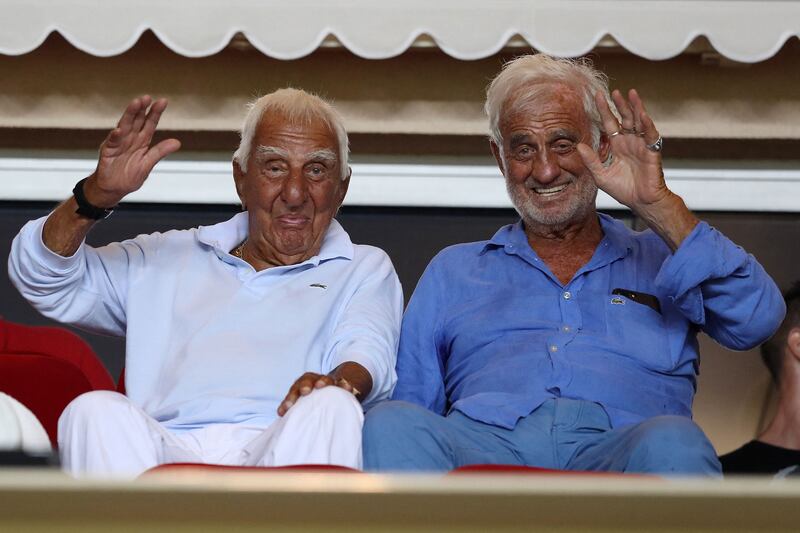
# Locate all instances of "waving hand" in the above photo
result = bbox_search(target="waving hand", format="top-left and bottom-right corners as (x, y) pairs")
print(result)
(84, 96), (181, 208)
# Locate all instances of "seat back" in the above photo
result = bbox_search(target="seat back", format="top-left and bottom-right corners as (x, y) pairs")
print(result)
(0, 318), (115, 446)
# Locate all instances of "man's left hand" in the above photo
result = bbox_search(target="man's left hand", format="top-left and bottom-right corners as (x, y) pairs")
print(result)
(578, 89), (698, 251)
(578, 89), (668, 211)
(278, 362), (371, 416)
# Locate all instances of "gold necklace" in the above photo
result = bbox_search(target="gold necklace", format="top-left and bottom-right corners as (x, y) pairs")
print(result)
(231, 242), (246, 259)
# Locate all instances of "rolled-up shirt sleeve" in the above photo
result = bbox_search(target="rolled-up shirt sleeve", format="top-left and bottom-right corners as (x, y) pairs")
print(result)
(324, 247), (403, 409)
(8, 215), (138, 337)
(655, 221), (785, 350)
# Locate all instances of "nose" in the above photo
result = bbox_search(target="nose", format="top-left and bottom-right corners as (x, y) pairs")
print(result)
(280, 169), (308, 207)
(530, 149), (560, 185)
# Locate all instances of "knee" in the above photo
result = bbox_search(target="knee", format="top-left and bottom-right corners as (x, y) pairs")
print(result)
(291, 386), (363, 423)
(363, 400), (427, 445)
(629, 416), (720, 475)
(59, 391), (130, 431)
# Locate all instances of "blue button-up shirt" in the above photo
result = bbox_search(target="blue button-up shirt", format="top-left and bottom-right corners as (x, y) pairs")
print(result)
(393, 214), (784, 429)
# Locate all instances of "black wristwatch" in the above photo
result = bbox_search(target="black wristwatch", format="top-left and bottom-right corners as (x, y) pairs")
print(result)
(73, 178), (115, 220)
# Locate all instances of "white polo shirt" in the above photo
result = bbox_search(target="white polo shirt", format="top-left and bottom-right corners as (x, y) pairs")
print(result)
(9, 212), (403, 430)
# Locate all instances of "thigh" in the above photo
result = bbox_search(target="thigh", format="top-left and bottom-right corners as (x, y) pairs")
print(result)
(568, 415), (721, 476)
(58, 390), (187, 476)
(242, 386), (363, 468)
(363, 401), (523, 472)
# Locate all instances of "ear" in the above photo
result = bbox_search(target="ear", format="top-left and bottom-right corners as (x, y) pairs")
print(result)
(336, 167), (352, 207)
(788, 328), (800, 361)
(596, 132), (611, 164)
(489, 140), (506, 176)
(232, 159), (247, 209)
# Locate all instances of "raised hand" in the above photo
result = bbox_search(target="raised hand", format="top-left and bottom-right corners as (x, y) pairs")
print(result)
(84, 96), (181, 208)
(577, 89), (697, 250)
(577, 89), (667, 212)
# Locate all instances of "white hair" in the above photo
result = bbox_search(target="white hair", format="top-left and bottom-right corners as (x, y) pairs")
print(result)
(233, 88), (350, 180)
(485, 54), (614, 150)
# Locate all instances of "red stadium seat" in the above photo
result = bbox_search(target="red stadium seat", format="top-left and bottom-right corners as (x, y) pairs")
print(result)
(0, 318), (115, 447)
(142, 463), (360, 476)
(450, 464), (653, 477)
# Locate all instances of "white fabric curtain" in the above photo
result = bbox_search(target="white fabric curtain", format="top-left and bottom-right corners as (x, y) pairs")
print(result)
(1, 0), (798, 62)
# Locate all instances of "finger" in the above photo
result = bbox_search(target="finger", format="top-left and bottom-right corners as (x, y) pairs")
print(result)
(611, 90), (635, 132)
(629, 90), (660, 145)
(141, 98), (169, 143)
(115, 97), (144, 136)
(130, 95), (152, 134)
(277, 388), (299, 416)
(576, 143), (608, 185)
(594, 92), (620, 136)
(296, 376), (317, 396)
(141, 138), (181, 174)
(314, 375), (335, 389)
(102, 127), (124, 151)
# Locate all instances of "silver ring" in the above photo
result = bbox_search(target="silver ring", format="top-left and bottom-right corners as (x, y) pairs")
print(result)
(608, 130), (622, 138)
(646, 136), (663, 152)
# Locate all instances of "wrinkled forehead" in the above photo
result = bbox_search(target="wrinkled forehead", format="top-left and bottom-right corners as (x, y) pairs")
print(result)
(253, 110), (339, 155)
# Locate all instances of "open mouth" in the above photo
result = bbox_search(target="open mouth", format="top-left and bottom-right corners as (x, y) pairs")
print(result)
(532, 183), (568, 196)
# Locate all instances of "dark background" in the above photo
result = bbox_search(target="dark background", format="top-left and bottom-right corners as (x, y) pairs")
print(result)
(2, 202), (798, 383)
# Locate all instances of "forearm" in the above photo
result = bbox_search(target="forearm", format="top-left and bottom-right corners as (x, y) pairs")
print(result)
(42, 197), (99, 257)
(654, 220), (784, 349)
(635, 191), (699, 252)
(329, 361), (373, 403)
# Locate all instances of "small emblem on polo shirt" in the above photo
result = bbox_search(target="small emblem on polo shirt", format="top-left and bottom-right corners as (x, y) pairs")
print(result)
(309, 283), (328, 289)
(611, 297), (625, 305)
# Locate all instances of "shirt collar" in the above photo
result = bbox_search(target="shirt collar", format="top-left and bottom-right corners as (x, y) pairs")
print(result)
(481, 213), (632, 260)
(596, 212), (634, 260)
(197, 212), (354, 266)
(482, 220), (527, 254)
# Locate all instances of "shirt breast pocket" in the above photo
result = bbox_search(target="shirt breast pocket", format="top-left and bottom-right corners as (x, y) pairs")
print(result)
(605, 294), (674, 372)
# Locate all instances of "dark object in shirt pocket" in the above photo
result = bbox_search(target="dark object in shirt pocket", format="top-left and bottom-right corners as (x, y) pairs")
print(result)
(611, 288), (661, 314)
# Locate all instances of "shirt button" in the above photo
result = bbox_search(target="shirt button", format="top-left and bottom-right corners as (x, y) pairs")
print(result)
(562, 326), (571, 333)
(563, 291), (572, 300)
(550, 345), (558, 352)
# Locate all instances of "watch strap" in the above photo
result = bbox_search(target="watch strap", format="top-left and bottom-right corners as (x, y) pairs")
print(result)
(73, 178), (115, 220)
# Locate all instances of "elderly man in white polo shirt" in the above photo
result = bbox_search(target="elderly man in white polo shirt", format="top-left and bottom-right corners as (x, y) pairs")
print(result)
(8, 89), (402, 477)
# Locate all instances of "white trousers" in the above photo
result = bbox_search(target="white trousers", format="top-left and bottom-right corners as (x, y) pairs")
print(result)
(58, 387), (364, 478)
(0, 392), (51, 454)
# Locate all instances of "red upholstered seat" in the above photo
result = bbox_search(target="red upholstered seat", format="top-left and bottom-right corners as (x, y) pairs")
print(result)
(450, 464), (653, 477)
(0, 318), (115, 447)
(142, 463), (360, 476)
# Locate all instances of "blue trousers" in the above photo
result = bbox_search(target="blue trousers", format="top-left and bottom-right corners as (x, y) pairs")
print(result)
(363, 398), (721, 476)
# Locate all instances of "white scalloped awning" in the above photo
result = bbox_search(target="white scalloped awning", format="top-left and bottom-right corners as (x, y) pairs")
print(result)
(1, 0), (798, 62)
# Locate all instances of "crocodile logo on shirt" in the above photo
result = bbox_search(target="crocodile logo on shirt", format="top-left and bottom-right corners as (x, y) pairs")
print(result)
(309, 283), (327, 290)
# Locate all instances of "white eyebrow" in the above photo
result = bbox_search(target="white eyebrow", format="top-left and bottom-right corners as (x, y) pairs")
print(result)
(254, 145), (290, 160)
(306, 149), (337, 164)
(254, 146), (337, 166)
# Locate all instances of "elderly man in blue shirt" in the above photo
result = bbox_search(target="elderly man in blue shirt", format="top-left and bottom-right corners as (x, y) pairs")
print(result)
(9, 89), (402, 477)
(363, 54), (784, 475)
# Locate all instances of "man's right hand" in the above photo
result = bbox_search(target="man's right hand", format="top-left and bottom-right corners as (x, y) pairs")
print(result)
(83, 95), (181, 208)
(41, 96), (181, 257)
